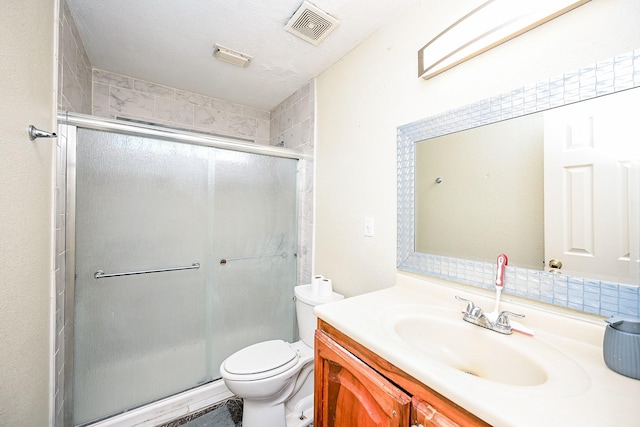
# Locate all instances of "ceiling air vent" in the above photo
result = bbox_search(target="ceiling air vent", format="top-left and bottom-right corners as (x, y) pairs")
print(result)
(285, 1), (339, 46)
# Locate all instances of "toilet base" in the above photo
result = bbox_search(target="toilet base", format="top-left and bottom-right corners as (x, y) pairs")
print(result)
(243, 399), (284, 427)
(242, 393), (313, 427)
(285, 394), (314, 427)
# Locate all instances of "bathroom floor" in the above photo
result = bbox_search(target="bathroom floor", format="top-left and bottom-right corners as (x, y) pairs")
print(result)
(157, 397), (314, 427)
(158, 398), (243, 427)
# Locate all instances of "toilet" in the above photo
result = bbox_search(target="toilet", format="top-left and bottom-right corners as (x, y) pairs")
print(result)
(219, 284), (344, 427)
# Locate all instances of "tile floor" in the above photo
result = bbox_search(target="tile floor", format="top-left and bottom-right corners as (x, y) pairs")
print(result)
(158, 398), (243, 427)
(158, 397), (314, 427)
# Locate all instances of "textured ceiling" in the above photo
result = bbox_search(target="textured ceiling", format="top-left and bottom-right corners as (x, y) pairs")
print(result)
(67, 0), (418, 111)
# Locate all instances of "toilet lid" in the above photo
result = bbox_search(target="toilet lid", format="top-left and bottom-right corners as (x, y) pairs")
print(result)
(224, 340), (298, 376)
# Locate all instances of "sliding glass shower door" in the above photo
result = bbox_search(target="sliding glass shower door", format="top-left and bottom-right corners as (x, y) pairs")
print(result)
(72, 127), (298, 425)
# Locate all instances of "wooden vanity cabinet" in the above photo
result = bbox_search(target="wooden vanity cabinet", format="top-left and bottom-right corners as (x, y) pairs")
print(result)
(314, 327), (411, 426)
(315, 320), (490, 427)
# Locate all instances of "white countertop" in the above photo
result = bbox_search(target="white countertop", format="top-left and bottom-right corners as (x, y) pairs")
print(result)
(314, 272), (640, 427)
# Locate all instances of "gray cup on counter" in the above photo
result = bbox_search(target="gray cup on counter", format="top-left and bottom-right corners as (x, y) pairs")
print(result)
(603, 315), (640, 380)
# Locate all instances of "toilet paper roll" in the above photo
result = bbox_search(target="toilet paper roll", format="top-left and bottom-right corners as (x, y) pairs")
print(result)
(311, 275), (324, 295)
(318, 278), (333, 297)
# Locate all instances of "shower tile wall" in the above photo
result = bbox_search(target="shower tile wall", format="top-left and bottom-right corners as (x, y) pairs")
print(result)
(55, 2), (315, 424)
(56, 1), (94, 425)
(91, 69), (271, 146)
(58, 1), (92, 114)
(270, 83), (316, 286)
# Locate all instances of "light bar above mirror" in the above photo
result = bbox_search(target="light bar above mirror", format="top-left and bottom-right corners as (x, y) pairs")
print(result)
(418, 0), (591, 79)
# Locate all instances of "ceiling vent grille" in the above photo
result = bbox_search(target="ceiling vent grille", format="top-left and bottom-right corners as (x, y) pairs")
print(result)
(285, 1), (339, 46)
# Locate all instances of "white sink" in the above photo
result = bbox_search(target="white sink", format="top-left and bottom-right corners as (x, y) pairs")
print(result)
(392, 312), (546, 385)
(379, 304), (590, 394)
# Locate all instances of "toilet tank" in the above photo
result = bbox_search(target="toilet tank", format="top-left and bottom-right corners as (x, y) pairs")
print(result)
(294, 284), (344, 348)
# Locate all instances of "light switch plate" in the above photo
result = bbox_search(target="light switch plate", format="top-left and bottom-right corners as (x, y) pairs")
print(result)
(364, 217), (374, 237)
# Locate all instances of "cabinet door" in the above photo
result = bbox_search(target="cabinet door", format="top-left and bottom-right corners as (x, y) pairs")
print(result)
(410, 396), (460, 427)
(315, 330), (411, 427)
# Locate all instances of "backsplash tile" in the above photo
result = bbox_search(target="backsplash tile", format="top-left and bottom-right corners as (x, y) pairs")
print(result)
(619, 284), (639, 316)
(397, 48), (640, 319)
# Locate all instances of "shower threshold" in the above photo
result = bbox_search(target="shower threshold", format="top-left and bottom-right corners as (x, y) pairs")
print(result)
(87, 380), (233, 427)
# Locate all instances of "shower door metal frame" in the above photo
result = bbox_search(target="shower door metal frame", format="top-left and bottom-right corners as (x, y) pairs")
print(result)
(59, 112), (306, 426)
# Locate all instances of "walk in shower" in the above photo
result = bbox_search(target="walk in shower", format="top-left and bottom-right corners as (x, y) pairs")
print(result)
(63, 115), (301, 426)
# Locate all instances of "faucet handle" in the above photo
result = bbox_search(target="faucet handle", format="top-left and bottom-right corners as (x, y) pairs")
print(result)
(495, 310), (525, 333)
(455, 296), (483, 318)
(455, 296), (475, 314)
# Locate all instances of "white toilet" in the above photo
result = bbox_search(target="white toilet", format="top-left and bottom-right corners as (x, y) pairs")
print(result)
(220, 284), (343, 427)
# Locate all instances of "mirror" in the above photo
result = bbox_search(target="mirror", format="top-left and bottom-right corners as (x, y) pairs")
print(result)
(415, 113), (544, 271)
(398, 48), (640, 313)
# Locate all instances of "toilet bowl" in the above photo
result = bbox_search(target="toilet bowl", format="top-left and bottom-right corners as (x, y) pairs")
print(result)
(219, 284), (343, 427)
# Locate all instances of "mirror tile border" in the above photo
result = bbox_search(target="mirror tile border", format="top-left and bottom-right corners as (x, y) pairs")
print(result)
(397, 48), (640, 318)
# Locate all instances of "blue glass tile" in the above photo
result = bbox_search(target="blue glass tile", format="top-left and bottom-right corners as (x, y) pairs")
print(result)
(568, 302), (584, 311)
(601, 282), (620, 296)
(584, 279), (601, 294)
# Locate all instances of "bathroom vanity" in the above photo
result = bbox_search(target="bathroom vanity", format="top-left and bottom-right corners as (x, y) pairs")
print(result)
(315, 321), (488, 426)
(313, 272), (640, 426)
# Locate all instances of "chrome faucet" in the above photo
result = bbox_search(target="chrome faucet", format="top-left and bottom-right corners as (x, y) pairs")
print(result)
(455, 296), (524, 335)
(454, 254), (528, 335)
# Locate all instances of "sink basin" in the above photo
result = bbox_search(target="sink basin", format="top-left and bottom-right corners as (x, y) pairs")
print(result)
(379, 304), (589, 392)
(392, 312), (547, 386)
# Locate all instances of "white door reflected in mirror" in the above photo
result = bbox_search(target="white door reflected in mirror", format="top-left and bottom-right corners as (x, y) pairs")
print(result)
(544, 88), (640, 284)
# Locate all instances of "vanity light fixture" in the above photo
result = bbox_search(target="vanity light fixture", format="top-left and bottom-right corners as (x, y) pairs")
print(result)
(418, 0), (590, 79)
(213, 44), (252, 68)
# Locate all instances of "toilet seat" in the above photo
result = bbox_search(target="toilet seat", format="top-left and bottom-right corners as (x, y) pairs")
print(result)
(222, 340), (299, 381)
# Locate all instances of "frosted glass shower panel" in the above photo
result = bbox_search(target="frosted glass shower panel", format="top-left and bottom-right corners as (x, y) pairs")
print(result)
(72, 126), (300, 425)
(209, 150), (298, 371)
(73, 129), (211, 425)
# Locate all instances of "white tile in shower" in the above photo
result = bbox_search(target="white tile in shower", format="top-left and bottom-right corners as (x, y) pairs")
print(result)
(134, 79), (176, 99)
(109, 86), (155, 118)
(194, 105), (228, 132)
(155, 97), (195, 126)
(175, 90), (211, 107)
(93, 69), (134, 89)
(227, 113), (257, 138)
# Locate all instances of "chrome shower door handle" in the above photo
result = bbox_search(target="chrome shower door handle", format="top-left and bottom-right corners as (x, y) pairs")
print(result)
(94, 262), (200, 279)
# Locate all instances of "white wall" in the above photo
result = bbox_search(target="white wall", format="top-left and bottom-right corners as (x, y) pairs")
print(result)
(0, 1), (56, 425)
(315, 0), (640, 297)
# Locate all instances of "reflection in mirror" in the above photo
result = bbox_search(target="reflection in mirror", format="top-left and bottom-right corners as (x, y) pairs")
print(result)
(414, 90), (640, 283)
(416, 114), (544, 270)
(543, 89), (640, 285)
(398, 48), (640, 317)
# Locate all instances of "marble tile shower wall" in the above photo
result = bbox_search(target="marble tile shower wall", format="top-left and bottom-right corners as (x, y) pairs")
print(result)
(58, 1), (92, 114)
(55, 1), (94, 425)
(92, 69), (271, 145)
(270, 82), (314, 153)
(270, 82), (316, 286)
